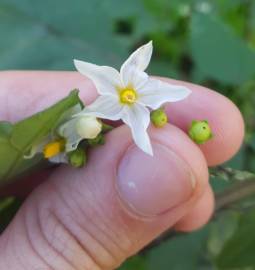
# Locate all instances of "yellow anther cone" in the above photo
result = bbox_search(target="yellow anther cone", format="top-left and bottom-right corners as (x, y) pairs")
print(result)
(43, 139), (65, 159)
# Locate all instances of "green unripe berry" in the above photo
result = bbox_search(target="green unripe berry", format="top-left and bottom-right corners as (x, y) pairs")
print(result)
(150, 108), (168, 128)
(87, 133), (105, 146)
(68, 148), (87, 168)
(188, 120), (213, 144)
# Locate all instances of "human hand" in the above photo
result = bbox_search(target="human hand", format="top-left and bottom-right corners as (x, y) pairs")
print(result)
(0, 71), (244, 270)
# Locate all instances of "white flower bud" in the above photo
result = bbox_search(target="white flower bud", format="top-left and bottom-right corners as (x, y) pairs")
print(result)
(76, 116), (102, 139)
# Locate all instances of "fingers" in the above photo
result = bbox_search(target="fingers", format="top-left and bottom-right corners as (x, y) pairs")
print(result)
(174, 184), (215, 232)
(163, 78), (245, 166)
(0, 71), (244, 166)
(0, 124), (209, 270)
(0, 71), (96, 122)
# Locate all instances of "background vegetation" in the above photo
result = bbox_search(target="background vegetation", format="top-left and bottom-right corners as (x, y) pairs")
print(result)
(0, 0), (255, 269)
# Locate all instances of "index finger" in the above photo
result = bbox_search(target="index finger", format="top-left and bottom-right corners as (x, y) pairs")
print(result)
(162, 78), (244, 166)
(0, 71), (244, 166)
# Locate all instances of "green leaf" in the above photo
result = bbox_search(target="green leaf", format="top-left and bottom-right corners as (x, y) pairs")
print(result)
(118, 256), (147, 270)
(0, 122), (13, 139)
(0, 0), (145, 70)
(147, 228), (210, 270)
(216, 210), (255, 268)
(0, 90), (80, 184)
(190, 12), (255, 85)
(208, 211), (240, 257)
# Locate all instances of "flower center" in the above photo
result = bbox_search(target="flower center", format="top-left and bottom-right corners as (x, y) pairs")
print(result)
(43, 139), (65, 159)
(119, 88), (137, 105)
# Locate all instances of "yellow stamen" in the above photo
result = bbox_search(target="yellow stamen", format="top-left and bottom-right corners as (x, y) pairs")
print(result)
(43, 139), (65, 159)
(119, 88), (137, 105)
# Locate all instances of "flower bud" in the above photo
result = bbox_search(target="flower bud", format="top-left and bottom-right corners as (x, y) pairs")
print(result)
(88, 133), (105, 146)
(188, 120), (213, 144)
(68, 148), (87, 168)
(76, 116), (102, 139)
(150, 108), (168, 128)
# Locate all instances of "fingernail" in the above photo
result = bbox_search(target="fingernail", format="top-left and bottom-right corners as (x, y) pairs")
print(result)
(116, 143), (196, 217)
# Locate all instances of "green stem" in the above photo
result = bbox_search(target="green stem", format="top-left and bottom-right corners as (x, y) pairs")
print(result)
(215, 179), (255, 211)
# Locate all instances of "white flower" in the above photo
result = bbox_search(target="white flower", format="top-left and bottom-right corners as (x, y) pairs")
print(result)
(25, 105), (102, 163)
(74, 41), (191, 155)
(59, 115), (102, 152)
(25, 135), (68, 164)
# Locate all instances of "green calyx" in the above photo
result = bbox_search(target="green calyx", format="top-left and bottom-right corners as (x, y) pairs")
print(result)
(68, 148), (87, 168)
(101, 123), (114, 133)
(188, 120), (213, 144)
(88, 133), (105, 146)
(150, 108), (168, 128)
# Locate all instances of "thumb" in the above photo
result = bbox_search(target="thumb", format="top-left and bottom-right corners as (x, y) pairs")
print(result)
(0, 124), (209, 270)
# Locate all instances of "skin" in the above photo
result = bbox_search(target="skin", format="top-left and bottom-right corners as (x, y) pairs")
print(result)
(0, 71), (244, 269)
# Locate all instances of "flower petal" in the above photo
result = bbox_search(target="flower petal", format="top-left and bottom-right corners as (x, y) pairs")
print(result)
(74, 59), (120, 96)
(77, 95), (124, 121)
(120, 41), (152, 88)
(138, 79), (191, 110)
(49, 153), (68, 164)
(122, 103), (153, 156)
(24, 137), (50, 159)
(24, 145), (41, 159)
(58, 118), (83, 152)
(121, 41), (153, 73)
(123, 67), (149, 90)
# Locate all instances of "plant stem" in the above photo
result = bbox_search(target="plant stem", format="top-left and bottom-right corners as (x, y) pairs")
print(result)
(215, 179), (255, 211)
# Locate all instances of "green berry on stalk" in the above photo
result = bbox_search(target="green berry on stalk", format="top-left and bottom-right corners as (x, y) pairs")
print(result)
(150, 108), (168, 128)
(188, 120), (213, 144)
(68, 148), (87, 168)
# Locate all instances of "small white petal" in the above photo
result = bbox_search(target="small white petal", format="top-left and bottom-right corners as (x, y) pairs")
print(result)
(68, 104), (83, 115)
(50, 153), (68, 164)
(24, 145), (41, 159)
(24, 137), (50, 158)
(56, 104), (83, 130)
(138, 79), (191, 110)
(121, 41), (153, 74)
(122, 66), (149, 89)
(74, 59), (121, 96)
(122, 104), (153, 156)
(120, 41), (152, 88)
(58, 118), (83, 152)
(62, 104), (82, 117)
(77, 95), (124, 121)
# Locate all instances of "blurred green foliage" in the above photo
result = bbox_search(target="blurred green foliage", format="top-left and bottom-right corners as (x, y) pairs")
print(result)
(1, 0), (255, 269)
